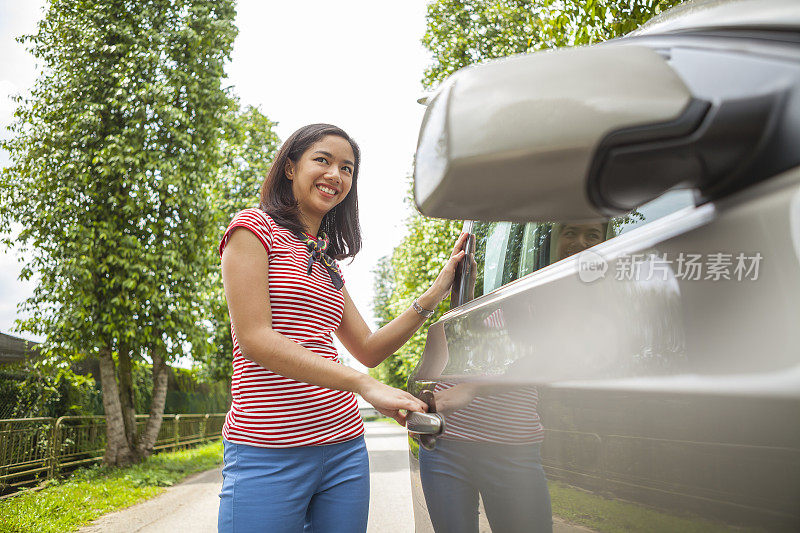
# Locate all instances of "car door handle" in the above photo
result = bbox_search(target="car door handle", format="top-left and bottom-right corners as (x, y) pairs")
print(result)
(407, 412), (445, 436)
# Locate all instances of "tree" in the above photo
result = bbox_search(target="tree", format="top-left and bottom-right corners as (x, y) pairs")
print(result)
(371, 0), (685, 388)
(195, 103), (281, 382)
(0, 0), (237, 465)
(422, 0), (685, 89)
(370, 185), (462, 389)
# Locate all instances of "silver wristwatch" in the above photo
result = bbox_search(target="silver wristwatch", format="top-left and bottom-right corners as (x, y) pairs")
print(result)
(412, 299), (435, 318)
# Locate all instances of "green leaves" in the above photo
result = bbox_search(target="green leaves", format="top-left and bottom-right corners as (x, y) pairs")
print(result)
(0, 0), (238, 400)
(370, 179), (462, 388)
(421, 0), (685, 89)
(193, 102), (280, 382)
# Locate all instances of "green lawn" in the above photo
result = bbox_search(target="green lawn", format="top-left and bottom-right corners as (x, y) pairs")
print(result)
(0, 441), (223, 533)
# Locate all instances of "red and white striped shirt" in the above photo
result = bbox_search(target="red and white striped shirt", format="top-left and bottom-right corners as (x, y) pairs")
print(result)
(219, 208), (364, 447)
(435, 382), (544, 444)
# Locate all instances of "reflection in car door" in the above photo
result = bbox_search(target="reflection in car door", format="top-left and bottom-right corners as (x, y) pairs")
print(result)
(406, 180), (800, 531)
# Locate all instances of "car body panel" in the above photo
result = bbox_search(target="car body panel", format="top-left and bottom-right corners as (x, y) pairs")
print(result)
(633, 0), (800, 36)
(408, 1), (800, 530)
(409, 167), (800, 531)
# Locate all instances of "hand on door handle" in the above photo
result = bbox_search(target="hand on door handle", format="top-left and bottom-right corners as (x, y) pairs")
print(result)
(407, 411), (445, 436)
(409, 389), (445, 450)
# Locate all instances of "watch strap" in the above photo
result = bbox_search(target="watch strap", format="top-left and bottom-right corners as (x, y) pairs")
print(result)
(412, 299), (435, 318)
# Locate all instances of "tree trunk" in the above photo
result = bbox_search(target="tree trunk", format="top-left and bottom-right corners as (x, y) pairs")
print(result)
(99, 347), (136, 466)
(116, 347), (138, 452)
(137, 349), (170, 457)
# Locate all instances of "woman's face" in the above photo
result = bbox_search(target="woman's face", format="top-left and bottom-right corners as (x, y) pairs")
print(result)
(285, 134), (355, 222)
(555, 223), (605, 261)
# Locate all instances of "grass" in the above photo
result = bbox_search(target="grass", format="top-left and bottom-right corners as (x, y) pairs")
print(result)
(549, 480), (759, 533)
(0, 441), (223, 533)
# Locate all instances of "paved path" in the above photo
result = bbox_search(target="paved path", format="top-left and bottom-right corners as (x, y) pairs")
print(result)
(80, 421), (589, 532)
(364, 422), (414, 533)
(80, 465), (222, 533)
(80, 421), (413, 533)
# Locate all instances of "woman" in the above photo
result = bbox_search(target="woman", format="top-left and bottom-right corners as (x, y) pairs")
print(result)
(549, 222), (609, 263)
(217, 123), (467, 532)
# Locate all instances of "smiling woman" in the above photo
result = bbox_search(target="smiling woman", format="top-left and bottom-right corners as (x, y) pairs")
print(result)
(259, 125), (362, 261)
(217, 123), (468, 532)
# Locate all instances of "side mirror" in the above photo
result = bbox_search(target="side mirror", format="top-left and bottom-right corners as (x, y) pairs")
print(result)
(413, 44), (693, 223)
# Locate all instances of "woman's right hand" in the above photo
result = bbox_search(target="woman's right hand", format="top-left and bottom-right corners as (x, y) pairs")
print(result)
(358, 377), (428, 426)
(421, 232), (469, 306)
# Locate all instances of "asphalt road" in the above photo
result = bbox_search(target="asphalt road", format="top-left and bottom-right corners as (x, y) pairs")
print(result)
(80, 421), (414, 533)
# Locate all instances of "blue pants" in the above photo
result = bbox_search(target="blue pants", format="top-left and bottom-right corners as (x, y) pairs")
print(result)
(419, 439), (552, 533)
(218, 437), (369, 533)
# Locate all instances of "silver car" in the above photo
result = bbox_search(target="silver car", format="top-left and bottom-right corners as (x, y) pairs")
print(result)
(407, 0), (800, 531)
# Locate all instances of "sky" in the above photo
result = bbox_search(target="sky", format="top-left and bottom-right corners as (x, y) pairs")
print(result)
(0, 0), (434, 371)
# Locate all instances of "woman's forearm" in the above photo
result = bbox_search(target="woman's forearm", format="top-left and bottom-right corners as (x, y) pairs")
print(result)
(238, 325), (372, 393)
(357, 288), (442, 368)
(337, 232), (468, 369)
(236, 324), (428, 423)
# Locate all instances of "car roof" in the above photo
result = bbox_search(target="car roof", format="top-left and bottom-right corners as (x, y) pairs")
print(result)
(631, 0), (800, 36)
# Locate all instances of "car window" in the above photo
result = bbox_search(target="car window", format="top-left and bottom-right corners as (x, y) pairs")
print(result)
(460, 189), (697, 304)
(614, 188), (696, 236)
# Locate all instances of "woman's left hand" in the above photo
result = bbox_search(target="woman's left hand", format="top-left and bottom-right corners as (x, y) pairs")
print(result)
(421, 232), (469, 306)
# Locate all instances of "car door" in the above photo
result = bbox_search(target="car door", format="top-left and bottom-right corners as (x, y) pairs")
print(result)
(405, 1), (800, 529)
(406, 175), (800, 531)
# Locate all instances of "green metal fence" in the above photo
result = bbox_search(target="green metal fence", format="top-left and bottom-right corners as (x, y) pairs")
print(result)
(0, 413), (226, 491)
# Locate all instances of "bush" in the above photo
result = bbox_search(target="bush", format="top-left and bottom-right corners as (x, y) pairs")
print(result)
(0, 358), (229, 420)
(0, 362), (101, 419)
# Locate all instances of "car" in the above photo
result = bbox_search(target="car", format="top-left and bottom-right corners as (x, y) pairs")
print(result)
(406, 0), (800, 531)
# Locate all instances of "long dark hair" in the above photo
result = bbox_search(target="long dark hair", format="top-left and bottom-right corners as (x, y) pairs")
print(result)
(260, 124), (362, 260)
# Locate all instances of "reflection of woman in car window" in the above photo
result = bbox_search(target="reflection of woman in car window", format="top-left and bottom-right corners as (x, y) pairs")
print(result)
(551, 222), (608, 262)
(416, 221), (615, 532)
(520, 221), (613, 275)
(417, 271), (552, 532)
(420, 371), (552, 533)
